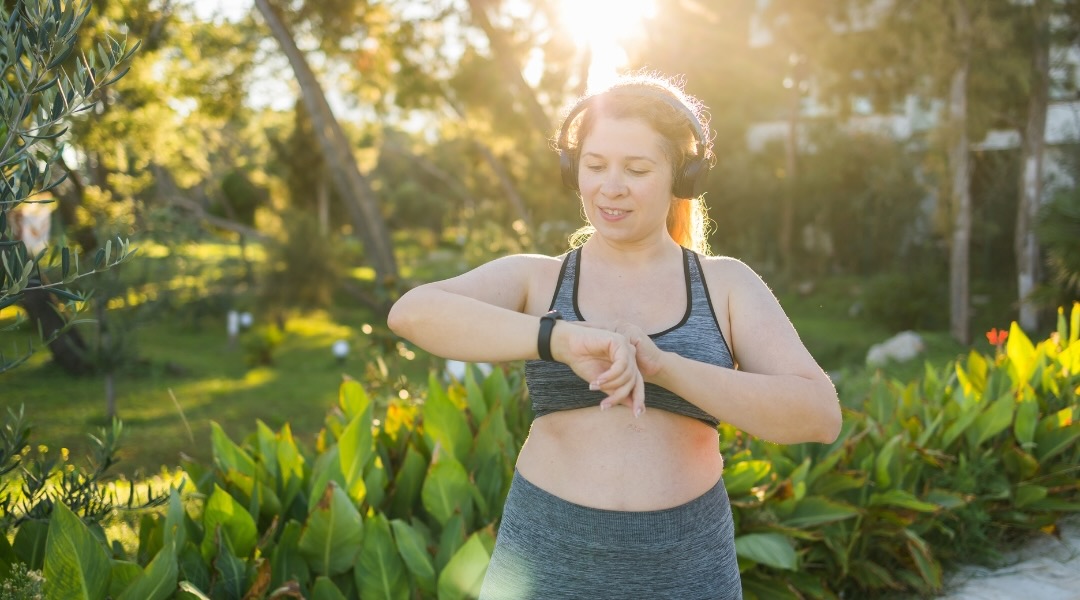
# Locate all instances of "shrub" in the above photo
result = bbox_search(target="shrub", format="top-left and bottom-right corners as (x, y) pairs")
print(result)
(1, 306), (1077, 599)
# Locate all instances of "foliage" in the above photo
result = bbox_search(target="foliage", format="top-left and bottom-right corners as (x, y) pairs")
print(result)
(1036, 146), (1080, 308)
(241, 324), (283, 367)
(0, 562), (44, 600)
(258, 212), (348, 312)
(730, 302), (1080, 598)
(862, 266), (949, 332)
(2, 305), (1078, 598)
(0, 0), (139, 373)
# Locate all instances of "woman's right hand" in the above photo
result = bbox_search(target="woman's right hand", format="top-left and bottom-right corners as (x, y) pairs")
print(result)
(550, 323), (646, 416)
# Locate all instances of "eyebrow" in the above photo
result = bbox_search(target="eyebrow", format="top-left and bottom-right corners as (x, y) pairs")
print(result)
(581, 152), (658, 164)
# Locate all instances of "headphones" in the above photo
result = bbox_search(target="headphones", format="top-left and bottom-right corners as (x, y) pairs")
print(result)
(556, 85), (711, 199)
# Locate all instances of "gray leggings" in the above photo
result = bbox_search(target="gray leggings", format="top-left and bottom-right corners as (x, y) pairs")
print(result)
(478, 471), (742, 600)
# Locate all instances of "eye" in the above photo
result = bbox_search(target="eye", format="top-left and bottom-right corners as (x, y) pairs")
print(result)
(627, 168), (649, 176)
(585, 163), (605, 172)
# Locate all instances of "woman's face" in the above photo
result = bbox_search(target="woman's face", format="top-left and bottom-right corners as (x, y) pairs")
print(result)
(577, 115), (675, 247)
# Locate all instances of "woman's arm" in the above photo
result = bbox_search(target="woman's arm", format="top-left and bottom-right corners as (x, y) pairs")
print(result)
(612, 258), (841, 444)
(387, 254), (645, 409)
(387, 255), (542, 362)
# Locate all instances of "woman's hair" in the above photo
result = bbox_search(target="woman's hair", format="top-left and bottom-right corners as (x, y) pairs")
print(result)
(562, 73), (715, 255)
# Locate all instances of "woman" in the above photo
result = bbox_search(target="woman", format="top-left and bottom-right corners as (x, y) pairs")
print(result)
(387, 73), (842, 599)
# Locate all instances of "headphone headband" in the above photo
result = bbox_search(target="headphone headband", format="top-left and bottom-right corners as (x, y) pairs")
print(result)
(555, 85), (711, 198)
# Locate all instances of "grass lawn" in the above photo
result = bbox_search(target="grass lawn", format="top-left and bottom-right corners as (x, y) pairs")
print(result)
(0, 305), (436, 477)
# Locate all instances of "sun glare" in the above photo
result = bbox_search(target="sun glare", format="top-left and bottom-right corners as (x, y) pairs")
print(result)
(558, 0), (657, 91)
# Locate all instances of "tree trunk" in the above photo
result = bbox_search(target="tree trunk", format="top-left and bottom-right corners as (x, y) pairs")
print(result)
(254, 0), (399, 283)
(948, 1), (973, 344)
(465, 0), (553, 136)
(20, 284), (93, 376)
(1016, 0), (1051, 333)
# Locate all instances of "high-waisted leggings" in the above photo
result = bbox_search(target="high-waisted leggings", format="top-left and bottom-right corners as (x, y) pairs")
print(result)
(478, 471), (742, 599)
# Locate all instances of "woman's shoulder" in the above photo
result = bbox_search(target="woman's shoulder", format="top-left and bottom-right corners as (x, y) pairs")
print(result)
(696, 253), (758, 280)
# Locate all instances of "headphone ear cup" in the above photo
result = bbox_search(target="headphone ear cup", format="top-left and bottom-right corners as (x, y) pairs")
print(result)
(560, 149), (579, 191)
(674, 157), (707, 199)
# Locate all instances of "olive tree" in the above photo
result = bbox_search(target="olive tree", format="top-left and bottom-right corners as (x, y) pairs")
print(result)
(1, 0), (139, 373)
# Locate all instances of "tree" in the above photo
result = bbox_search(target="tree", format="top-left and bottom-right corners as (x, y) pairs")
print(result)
(1, 0), (139, 374)
(254, 0), (399, 284)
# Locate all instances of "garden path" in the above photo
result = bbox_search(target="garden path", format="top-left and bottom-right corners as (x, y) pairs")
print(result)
(934, 516), (1080, 600)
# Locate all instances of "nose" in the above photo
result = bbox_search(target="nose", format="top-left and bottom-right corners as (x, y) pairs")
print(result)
(599, 170), (626, 197)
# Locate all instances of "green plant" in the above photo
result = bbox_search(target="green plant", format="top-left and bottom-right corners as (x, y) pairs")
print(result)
(1, 0), (140, 373)
(862, 267), (949, 331)
(0, 562), (45, 600)
(728, 302), (1080, 598)
(0, 407), (170, 593)
(241, 324), (283, 367)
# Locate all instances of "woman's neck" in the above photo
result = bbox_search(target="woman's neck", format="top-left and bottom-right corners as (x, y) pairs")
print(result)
(581, 234), (682, 269)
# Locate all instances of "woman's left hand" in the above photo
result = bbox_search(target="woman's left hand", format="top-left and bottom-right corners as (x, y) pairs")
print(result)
(611, 322), (665, 381)
(578, 321), (667, 406)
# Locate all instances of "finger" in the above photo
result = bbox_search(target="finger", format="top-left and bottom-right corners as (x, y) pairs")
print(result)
(632, 371), (646, 418)
(593, 342), (635, 386)
(601, 364), (640, 409)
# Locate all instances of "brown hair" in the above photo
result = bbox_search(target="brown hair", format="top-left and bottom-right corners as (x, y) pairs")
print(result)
(562, 73), (714, 254)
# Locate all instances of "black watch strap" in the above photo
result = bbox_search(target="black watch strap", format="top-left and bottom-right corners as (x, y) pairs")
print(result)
(537, 309), (563, 362)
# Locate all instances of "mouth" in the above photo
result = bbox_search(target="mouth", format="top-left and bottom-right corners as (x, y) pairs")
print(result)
(599, 207), (629, 217)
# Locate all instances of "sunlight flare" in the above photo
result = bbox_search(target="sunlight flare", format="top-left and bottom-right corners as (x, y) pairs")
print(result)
(558, 0), (657, 91)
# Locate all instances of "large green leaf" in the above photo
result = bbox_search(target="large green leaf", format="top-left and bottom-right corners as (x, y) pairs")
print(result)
(734, 533), (797, 571)
(225, 467), (283, 520)
(390, 519), (436, 595)
(389, 445), (427, 518)
(1034, 408), (1080, 462)
(463, 365), (488, 423)
(781, 496), (860, 528)
(365, 454), (390, 510)
(355, 513), (409, 600)
(12, 518), (48, 570)
(481, 367), (512, 412)
(339, 407), (375, 505)
(309, 445), (346, 511)
(108, 561), (142, 598)
(869, 490), (939, 513)
(115, 538), (179, 600)
(904, 529), (942, 590)
(270, 520), (310, 590)
(199, 484), (258, 561)
(178, 542), (211, 593)
(43, 501), (111, 600)
(298, 481), (364, 576)
(340, 379), (373, 422)
(211, 537), (247, 600)
(276, 422), (307, 509)
(311, 576), (348, 600)
(437, 531), (493, 600)
(873, 435), (902, 488)
(0, 531), (16, 580)
(423, 372), (472, 462)
(422, 456), (473, 526)
(1007, 323), (1037, 386)
(722, 459), (771, 497)
(1014, 395), (1039, 447)
(255, 420), (281, 481)
(971, 392), (1015, 447)
(210, 421), (257, 480)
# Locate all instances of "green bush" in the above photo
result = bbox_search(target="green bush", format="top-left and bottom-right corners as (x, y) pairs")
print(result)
(2, 306), (1078, 599)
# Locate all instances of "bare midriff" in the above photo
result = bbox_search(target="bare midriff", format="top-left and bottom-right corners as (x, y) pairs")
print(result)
(515, 405), (724, 511)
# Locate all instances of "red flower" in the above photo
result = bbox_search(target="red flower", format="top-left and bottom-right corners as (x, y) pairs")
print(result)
(986, 328), (1009, 347)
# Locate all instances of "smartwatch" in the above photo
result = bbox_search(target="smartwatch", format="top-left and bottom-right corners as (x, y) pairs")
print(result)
(537, 310), (563, 362)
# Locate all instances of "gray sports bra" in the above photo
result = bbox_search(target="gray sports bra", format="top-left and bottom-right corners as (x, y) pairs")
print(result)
(524, 246), (734, 428)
